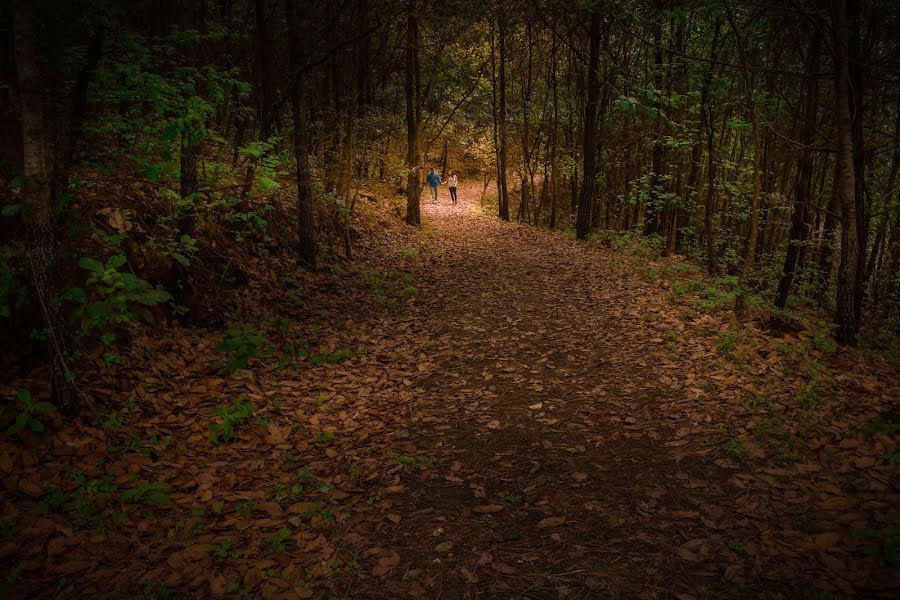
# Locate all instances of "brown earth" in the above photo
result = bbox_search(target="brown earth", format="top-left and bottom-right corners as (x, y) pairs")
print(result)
(2, 182), (898, 599)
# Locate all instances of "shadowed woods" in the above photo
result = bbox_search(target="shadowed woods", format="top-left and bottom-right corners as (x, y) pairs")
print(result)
(2, 0), (900, 599)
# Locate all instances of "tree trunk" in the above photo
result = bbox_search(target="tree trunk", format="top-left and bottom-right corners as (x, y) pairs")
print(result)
(775, 28), (821, 308)
(14, 0), (78, 414)
(833, 0), (861, 343)
(642, 5), (665, 238)
(576, 8), (601, 240)
(285, 0), (316, 268)
(727, 4), (761, 318)
(548, 35), (559, 230)
(497, 15), (510, 221)
(404, 0), (421, 225)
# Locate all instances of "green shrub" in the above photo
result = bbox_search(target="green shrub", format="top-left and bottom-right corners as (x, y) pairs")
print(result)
(209, 396), (256, 444)
(4, 389), (56, 437)
(215, 325), (273, 373)
(65, 255), (171, 340)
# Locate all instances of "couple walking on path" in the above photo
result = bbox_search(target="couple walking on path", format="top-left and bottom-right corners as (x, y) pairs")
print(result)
(425, 167), (459, 205)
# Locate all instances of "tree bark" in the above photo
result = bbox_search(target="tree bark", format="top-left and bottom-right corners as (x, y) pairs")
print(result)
(14, 0), (78, 414)
(285, 0), (316, 267)
(775, 28), (821, 308)
(642, 4), (665, 238)
(404, 0), (421, 225)
(497, 15), (510, 221)
(726, 3), (761, 318)
(576, 8), (600, 240)
(833, 0), (861, 343)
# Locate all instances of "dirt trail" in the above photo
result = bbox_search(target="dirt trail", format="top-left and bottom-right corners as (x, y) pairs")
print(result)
(333, 187), (811, 599)
(8, 184), (898, 600)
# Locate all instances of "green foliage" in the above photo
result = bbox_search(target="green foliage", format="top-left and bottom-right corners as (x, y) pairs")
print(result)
(120, 480), (172, 508)
(215, 325), (274, 373)
(264, 527), (294, 555)
(40, 469), (119, 531)
(724, 438), (748, 462)
(0, 243), (26, 319)
(148, 233), (198, 268)
(0, 516), (21, 540)
(209, 396), (256, 444)
(389, 452), (434, 469)
(716, 327), (741, 359)
(313, 431), (335, 444)
(238, 138), (284, 193)
(853, 518), (900, 569)
(309, 348), (352, 365)
(66, 255), (171, 341)
(143, 578), (171, 600)
(4, 389), (56, 437)
(206, 538), (240, 560)
(235, 500), (256, 518)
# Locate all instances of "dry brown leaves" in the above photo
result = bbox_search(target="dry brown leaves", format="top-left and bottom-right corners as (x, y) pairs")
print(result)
(1, 184), (898, 599)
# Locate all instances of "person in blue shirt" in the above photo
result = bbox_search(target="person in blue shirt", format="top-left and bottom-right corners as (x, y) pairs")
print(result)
(425, 167), (443, 204)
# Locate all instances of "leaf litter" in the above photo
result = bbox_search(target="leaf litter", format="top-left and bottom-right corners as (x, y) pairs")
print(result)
(1, 184), (898, 599)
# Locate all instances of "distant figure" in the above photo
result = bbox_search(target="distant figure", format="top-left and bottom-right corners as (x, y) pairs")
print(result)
(425, 167), (443, 204)
(447, 171), (458, 204)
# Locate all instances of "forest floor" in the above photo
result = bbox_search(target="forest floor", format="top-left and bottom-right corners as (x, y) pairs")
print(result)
(3, 182), (900, 599)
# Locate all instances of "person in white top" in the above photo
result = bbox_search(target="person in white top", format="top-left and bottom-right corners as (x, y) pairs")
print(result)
(447, 171), (459, 204)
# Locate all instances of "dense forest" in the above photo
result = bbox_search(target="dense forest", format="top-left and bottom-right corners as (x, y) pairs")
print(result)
(1, 0), (899, 598)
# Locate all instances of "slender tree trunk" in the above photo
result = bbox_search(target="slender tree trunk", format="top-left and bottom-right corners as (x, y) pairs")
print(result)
(576, 8), (601, 240)
(497, 15), (510, 221)
(14, 0), (78, 414)
(285, 0), (316, 268)
(727, 4), (761, 317)
(775, 28), (821, 308)
(817, 162), (840, 300)
(833, 0), (861, 343)
(404, 0), (421, 225)
(642, 5), (665, 237)
(549, 35), (559, 230)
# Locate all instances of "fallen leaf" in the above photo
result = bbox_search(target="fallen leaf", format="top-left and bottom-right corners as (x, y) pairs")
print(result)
(372, 551), (401, 577)
(537, 516), (566, 529)
(473, 504), (504, 514)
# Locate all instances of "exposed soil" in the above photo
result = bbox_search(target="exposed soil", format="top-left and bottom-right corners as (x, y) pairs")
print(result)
(3, 184), (898, 599)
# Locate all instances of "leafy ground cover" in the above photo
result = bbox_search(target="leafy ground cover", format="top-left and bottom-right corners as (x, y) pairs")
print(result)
(1, 184), (898, 599)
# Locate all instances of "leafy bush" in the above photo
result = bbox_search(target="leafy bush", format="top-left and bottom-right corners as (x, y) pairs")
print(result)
(65, 255), (171, 338)
(215, 324), (274, 373)
(209, 396), (256, 444)
(4, 389), (56, 437)
(121, 480), (172, 507)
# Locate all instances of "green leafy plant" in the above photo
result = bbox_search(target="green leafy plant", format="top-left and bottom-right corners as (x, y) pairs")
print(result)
(236, 500), (256, 518)
(724, 438), (748, 461)
(4, 389), (55, 436)
(264, 527), (294, 555)
(389, 452), (434, 469)
(0, 243), (27, 320)
(66, 255), (171, 337)
(313, 431), (335, 444)
(853, 518), (900, 568)
(120, 480), (172, 507)
(215, 325), (274, 373)
(143, 577), (170, 600)
(0, 516), (21, 539)
(206, 538), (240, 560)
(209, 396), (256, 444)
(41, 469), (119, 531)
(309, 348), (352, 365)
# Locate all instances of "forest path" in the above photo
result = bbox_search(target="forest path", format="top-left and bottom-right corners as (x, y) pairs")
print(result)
(12, 184), (896, 600)
(336, 186), (744, 599)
